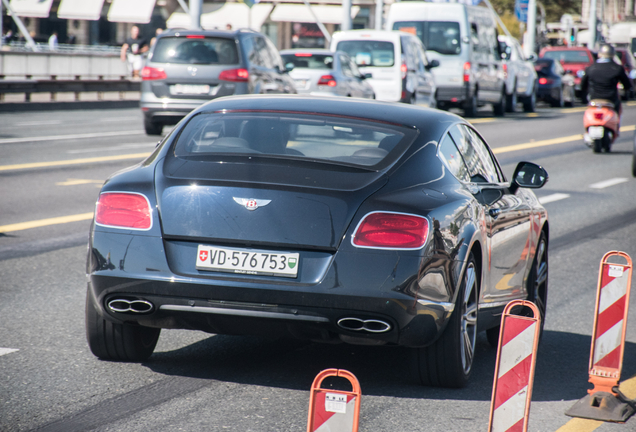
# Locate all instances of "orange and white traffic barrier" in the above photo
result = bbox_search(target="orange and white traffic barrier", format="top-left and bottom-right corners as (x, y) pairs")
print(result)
(307, 369), (361, 432)
(566, 251), (635, 422)
(488, 300), (541, 432)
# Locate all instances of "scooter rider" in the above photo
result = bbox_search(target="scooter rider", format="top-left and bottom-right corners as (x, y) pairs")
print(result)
(581, 44), (632, 117)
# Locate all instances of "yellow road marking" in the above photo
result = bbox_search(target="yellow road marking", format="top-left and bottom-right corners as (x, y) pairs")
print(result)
(0, 212), (94, 233)
(559, 107), (588, 114)
(556, 374), (636, 431)
(56, 179), (104, 186)
(469, 118), (497, 124)
(0, 153), (151, 172)
(493, 124), (635, 154)
(526, 113), (540, 117)
(627, 101), (636, 106)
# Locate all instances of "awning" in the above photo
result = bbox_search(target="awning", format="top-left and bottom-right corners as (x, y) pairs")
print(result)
(58, 0), (105, 21)
(107, 0), (157, 24)
(269, 4), (360, 25)
(167, 3), (273, 31)
(8, 0), (54, 18)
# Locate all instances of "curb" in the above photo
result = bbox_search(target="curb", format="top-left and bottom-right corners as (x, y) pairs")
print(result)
(0, 100), (140, 112)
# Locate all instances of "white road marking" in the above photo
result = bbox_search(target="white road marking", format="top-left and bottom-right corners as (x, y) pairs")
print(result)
(0, 130), (145, 145)
(538, 193), (570, 204)
(16, 120), (63, 126)
(0, 348), (19, 357)
(589, 178), (629, 189)
(100, 117), (139, 122)
(67, 142), (157, 154)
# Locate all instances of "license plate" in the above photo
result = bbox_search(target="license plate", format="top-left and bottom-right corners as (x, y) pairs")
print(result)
(196, 245), (299, 278)
(588, 126), (604, 139)
(170, 84), (211, 95)
(294, 79), (308, 89)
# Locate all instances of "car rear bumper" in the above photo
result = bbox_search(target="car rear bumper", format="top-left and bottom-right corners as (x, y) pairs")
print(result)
(87, 232), (459, 348)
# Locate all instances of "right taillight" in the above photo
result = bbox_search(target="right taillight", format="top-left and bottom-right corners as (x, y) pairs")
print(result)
(538, 77), (548, 85)
(352, 212), (429, 249)
(463, 62), (471, 83)
(219, 68), (249, 82)
(141, 66), (167, 81)
(318, 75), (337, 87)
(95, 192), (152, 230)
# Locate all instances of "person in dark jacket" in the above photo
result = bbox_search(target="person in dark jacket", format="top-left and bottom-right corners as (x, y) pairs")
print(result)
(581, 44), (632, 116)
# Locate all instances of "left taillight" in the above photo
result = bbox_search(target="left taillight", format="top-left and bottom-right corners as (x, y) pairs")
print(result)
(352, 212), (429, 249)
(401, 62), (408, 80)
(141, 66), (167, 81)
(95, 192), (152, 230)
(219, 68), (249, 82)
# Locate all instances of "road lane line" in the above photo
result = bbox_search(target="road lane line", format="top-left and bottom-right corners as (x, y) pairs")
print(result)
(16, 121), (62, 126)
(538, 193), (570, 204)
(67, 142), (157, 154)
(0, 152), (151, 172)
(468, 118), (497, 124)
(0, 213), (94, 233)
(56, 179), (103, 186)
(0, 348), (19, 357)
(589, 178), (628, 189)
(0, 130), (144, 145)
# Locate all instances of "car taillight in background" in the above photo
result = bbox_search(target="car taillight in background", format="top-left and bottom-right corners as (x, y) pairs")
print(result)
(594, 112), (604, 120)
(219, 68), (249, 82)
(502, 63), (508, 78)
(401, 62), (408, 80)
(141, 67), (167, 81)
(95, 192), (152, 230)
(538, 77), (553, 85)
(295, 53), (312, 57)
(318, 75), (337, 87)
(352, 212), (429, 249)
(463, 62), (471, 83)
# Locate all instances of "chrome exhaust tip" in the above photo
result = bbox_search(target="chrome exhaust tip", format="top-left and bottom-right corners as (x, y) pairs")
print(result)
(337, 317), (391, 333)
(107, 299), (154, 314)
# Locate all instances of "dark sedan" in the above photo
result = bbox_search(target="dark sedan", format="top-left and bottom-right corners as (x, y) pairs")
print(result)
(534, 58), (575, 107)
(86, 96), (549, 388)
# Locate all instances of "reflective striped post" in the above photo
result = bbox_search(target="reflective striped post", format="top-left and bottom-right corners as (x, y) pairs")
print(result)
(307, 369), (361, 432)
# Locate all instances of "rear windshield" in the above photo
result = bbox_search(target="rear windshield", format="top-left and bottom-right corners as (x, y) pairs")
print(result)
(281, 54), (334, 69)
(172, 112), (415, 169)
(534, 60), (552, 74)
(336, 41), (395, 67)
(541, 50), (590, 63)
(392, 21), (461, 55)
(151, 36), (239, 65)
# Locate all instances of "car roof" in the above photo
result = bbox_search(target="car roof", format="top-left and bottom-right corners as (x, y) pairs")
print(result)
(332, 29), (408, 42)
(280, 49), (337, 55)
(158, 28), (257, 38)
(189, 95), (464, 140)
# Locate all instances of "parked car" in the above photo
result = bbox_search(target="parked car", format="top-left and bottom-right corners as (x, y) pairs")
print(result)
(539, 46), (594, 100)
(534, 58), (575, 107)
(330, 30), (438, 107)
(86, 95), (550, 388)
(498, 35), (538, 112)
(280, 49), (375, 99)
(387, 1), (507, 117)
(140, 28), (296, 135)
(615, 48), (636, 100)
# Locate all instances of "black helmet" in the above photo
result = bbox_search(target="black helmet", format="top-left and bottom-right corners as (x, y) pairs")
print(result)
(598, 44), (615, 59)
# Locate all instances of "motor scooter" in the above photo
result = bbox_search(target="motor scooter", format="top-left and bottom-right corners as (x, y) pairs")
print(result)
(583, 99), (620, 153)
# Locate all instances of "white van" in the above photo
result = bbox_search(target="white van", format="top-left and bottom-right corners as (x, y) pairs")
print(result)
(330, 30), (438, 107)
(387, 2), (506, 117)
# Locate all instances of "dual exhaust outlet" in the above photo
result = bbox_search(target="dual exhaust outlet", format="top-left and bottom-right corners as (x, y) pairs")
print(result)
(107, 298), (154, 314)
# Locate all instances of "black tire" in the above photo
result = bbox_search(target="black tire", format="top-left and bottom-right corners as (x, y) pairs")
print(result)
(411, 254), (479, 388)
(463, 93), (478, 118)
(144, 119), (163, 136)
(550, 87), (564, 108)
(522, 89), (537, 113)
(493, 90), (506, 116)
(85, 292), (160, 362)
(602, 132), (612, 153)
(593, 138), (603, 153)
(526, 231), (548, 339)
(506, 84), (517, 113)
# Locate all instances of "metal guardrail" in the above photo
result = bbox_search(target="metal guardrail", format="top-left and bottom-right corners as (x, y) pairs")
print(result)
(0, 77), (140, 102)
(2, 41), (122, 55)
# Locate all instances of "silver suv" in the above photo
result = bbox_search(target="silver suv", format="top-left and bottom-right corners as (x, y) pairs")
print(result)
(140, 28), (296, 135)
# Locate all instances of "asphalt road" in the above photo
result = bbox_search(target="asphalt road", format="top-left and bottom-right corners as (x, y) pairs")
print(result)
(1, 101), (636, 432)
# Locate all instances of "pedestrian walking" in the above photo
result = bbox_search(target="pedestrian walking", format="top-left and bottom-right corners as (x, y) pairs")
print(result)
(120, 25), (149, 79)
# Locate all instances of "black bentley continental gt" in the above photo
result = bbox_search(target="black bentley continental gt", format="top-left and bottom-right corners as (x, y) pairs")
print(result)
(86, 95), (549, 388)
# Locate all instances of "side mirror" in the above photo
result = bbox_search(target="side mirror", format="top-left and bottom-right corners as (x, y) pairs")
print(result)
(527, 53), (538, 62)
(363, 72), (373, 79)
(284, 63), (294, 73)
(510, 161), (548, 193)
(425, 59), (440, 70)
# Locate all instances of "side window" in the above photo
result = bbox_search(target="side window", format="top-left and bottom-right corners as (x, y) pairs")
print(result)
(417, 42), (429, 68)
(349, 58), (362, 77)
(265, 37), (284, 70)
(439, 133), (470, 182)
(464, 126), (503, 182)
(243, 36), (261, 66)
(340, 55), (353, 77)
(448, 125), (499, 183)
(470, 24), (479, 54)
(401, 37), (415, 71)
(255, 37), (273, 69)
